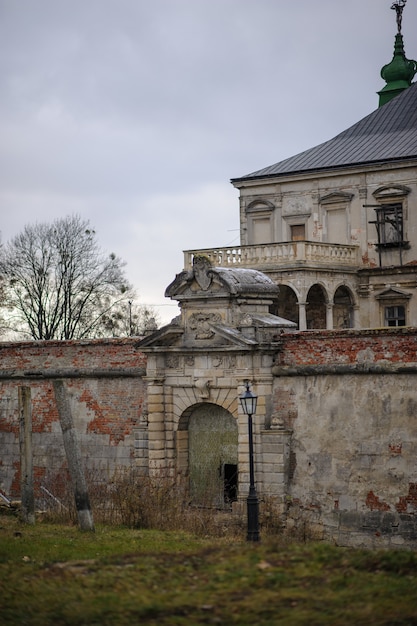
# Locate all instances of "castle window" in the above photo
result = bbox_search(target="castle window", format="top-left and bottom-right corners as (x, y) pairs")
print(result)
(290, 224), (305, 241)
(246, 200), (275, 244)
(385, 305), (406, 327)
(319, 191), (353, 245)
(373, 203), (405, 248)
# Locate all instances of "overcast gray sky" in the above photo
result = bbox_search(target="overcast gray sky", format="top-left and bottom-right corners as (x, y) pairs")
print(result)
(1, 0), (416, 325)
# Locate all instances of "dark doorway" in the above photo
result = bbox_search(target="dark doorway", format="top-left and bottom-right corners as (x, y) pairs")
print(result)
(333, 286), (354, 328)
(223, 463), (238, 504)
(306, 284), (327, 329)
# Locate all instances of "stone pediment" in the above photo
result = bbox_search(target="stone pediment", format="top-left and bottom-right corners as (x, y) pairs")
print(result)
(373, 185), (411, 199)
(139, 256), (296, 351)
(375, 287), (412, 300)
(138, 321), (184, 348)
(139, 311), (295, 351)
(319, 191), (354, 205)
(138, 318), (258, 350)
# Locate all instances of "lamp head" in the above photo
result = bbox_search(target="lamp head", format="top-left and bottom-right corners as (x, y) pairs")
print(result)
(239, 381), (258, 416)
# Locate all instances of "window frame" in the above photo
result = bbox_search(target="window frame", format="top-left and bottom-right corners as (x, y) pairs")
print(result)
(373, 203), (407, 249)
(290, 224), (306, 241)
(384, 305), (406, 327)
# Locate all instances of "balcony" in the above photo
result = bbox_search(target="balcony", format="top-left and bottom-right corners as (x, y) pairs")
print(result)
(184, 241), (360, 271)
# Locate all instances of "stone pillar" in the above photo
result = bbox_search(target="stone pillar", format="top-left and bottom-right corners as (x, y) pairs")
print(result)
(298, 301), (307, 330)
(260, 428), (292, 513)
(353, 305), (360, 329)
(326, 302), (334, 330)
(146, 378), (167, 476)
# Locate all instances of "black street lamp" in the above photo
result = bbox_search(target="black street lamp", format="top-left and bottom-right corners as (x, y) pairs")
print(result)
(239, 381), (260, 542)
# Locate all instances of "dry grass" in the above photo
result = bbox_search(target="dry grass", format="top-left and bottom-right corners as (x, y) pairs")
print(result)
(37, 467), (253, 538)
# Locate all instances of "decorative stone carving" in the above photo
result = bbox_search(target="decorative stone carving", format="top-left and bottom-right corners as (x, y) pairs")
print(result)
(193, 255), (213, 290)
(239, 313), (253, 327)
(166, 355), (180, 368)
(189, 312), (221, 339)
(270, 415), (285, 430)
(194, 378), (211, 399)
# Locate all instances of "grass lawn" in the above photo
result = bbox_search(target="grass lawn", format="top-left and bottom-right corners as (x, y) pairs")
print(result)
(1, 515), (417, 625)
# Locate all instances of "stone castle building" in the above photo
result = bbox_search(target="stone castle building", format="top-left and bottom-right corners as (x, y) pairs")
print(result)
(185, 6), (417, 332)
(138, 2), (417, 546)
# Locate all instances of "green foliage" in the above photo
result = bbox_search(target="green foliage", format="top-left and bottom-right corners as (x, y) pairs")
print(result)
(1, 516), (417, 625)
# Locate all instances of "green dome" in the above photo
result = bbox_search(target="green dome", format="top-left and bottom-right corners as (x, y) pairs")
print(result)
(378, 34), (417, 107)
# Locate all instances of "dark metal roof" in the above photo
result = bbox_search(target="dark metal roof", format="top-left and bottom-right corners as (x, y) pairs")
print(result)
(232, 82), (417, 183)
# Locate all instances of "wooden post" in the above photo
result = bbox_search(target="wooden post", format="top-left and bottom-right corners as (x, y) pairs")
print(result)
(53, 380), (95, 532)
(18, 386), (35, 524)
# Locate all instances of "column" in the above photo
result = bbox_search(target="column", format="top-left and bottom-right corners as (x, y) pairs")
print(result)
(297, 301), (307, 330)
(326, 302), (334, 330)
(146, 378), (166, 476)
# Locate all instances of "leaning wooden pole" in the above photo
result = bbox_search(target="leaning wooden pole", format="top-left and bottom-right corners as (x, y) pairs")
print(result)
(53, 380), (95, 531)
(18, 386), (35, 524)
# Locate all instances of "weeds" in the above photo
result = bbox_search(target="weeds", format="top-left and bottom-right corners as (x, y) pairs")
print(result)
(37, 467), (249, 538)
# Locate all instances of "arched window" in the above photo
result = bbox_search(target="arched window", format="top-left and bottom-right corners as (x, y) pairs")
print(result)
(269, 285), (299, 328)
(333, 286), (354, 328)
(306, 285), (327, 329)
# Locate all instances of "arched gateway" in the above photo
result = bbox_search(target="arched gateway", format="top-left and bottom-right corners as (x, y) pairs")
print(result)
(179, 403), (238, 507)
(139, 256), (295, 510)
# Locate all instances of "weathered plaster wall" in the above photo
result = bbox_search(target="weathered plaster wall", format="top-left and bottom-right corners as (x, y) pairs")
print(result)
(0, 339), (147, 499)
(1, 329), (417, 547)
(272, 328), (417, 547)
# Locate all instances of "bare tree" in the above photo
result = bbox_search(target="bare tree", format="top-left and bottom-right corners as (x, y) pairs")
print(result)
(100, 300), (159, 337)
(0, 215), (137, 340)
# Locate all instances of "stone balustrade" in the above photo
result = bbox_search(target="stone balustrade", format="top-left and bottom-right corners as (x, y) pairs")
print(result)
(184, 241), (360, 270)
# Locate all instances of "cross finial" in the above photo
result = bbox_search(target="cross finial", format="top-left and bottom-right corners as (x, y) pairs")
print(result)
(391, 0), (406, 34)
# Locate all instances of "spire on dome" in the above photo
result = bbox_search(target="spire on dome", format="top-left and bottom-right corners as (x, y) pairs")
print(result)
(392, 0), (406, 34)
(378, 1), (417, 107)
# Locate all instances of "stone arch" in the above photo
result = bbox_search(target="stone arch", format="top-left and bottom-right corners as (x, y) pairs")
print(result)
(246, 198), (275, 212)
(269, 284), (299, 327)
(306, 284), (328, 329)
(177, 402), (238, 508)
(333, 284), (355, 328)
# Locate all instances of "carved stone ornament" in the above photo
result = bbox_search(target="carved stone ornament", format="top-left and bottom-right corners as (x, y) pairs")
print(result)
(270, 415), (284, 430)
(166, 355), (180, 368)
(189, 312), (221, 339)
(194, 378), (211, 399)
(240, 313), (253, 327)
(193, 255), (213, 291)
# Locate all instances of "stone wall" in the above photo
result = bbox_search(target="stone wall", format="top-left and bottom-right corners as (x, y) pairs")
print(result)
(272, 328), (417, 548)
(0, 339), (147, 500)
(1, 329), (417, 547)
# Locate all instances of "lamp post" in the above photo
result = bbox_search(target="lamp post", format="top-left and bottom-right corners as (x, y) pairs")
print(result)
(239, 381), (260, 542)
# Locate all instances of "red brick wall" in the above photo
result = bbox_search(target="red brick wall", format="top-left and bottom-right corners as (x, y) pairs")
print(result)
(0, 339), (147, 500)
(276, 327), (417, 366)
